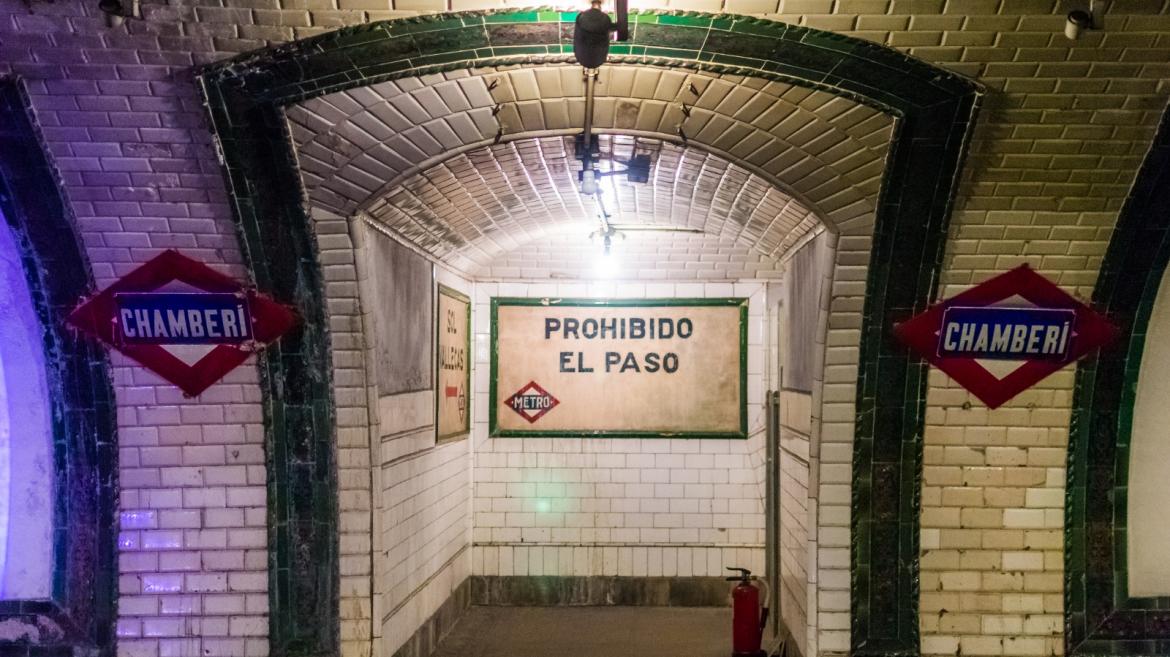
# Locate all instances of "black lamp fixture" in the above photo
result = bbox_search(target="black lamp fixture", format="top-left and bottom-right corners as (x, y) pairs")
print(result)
(572, 0), (635, 197)
(576, 151), (652, 193)
(98, 0), (140, 28)
(1065, 0), (1106, 40)
(625, 154), (651, 184)
(573, 0), (659, 272)
(573, 1), (614, 69)
(572, 0), (628, 68)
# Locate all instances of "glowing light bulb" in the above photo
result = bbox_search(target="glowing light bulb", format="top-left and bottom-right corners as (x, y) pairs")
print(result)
(580, 169), (599, 195)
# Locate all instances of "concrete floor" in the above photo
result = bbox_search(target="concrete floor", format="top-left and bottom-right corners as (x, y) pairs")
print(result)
(432, 607), (733, 657)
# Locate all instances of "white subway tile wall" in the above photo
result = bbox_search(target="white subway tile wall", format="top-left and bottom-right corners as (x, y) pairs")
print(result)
(283, 33), (886, 657)
(778, 384), (813, 657)
(116, 360), (269, 657)
(352, 221), (475, 657)
(468, 281), (772, 579)
(316, 211), (378, 657)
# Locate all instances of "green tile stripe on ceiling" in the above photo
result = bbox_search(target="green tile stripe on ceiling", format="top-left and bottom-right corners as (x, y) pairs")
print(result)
(202, 9), (972, 112)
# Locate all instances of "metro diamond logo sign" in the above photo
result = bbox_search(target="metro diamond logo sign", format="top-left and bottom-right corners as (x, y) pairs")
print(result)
(895, 264), (1119, 409)
(504, 381), (560, 423)
(68, 250), (298, 397)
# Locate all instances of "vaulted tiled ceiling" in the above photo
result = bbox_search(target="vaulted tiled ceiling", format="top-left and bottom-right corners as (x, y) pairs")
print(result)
(286, 63), (896, 275)
(359, 135), (820, 270)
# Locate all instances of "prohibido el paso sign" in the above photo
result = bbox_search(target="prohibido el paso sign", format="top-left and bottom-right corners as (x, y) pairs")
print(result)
(490, 297), (748, 438)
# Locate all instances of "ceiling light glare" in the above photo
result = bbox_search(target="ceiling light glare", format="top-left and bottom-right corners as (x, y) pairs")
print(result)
(593, 250), (620, 279)
(597, 176), (616, 210)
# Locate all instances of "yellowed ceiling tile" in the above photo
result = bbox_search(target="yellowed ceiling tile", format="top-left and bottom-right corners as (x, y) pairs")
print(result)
(599, 66), (637, 99)
(540, 99), (572, 131)
(508, 68), (541, 102)
(433, 80), (472, 113)
(653, 70), (689, 102)
(515, 100), (547, 133)
(532, 67), (564, 99)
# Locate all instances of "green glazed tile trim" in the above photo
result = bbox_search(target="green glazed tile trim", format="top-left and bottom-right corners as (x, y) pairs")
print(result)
(199, 8), (973, 112)
(1065, 106), (1170, 655)
(0, 79), (118, 657)
(198, 11), (982, 656)
(199, 80), (339, 657)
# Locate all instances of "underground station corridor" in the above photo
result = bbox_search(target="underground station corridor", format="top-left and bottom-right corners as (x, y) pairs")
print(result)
(2, 1), (1170, 657)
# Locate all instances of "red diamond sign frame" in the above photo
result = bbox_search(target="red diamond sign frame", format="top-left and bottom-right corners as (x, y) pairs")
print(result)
(68, 249), (298, 397)
(894, 264), (1119, 409)
(504, 381), (560, 423)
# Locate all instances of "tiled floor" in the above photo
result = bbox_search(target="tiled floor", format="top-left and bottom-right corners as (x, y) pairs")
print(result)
(432, 607), (734, 657)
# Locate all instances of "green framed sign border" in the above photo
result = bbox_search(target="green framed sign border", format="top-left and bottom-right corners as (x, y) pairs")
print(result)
(436, 283), (472, 444)
(488, 296), (749, 439)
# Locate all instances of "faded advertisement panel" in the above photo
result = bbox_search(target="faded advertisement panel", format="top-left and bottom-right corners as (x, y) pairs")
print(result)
(491, 298), (746, 438)
(782, 233), (830, 393)
(369, 232), (433, 396)
(436, 285), (470, 442)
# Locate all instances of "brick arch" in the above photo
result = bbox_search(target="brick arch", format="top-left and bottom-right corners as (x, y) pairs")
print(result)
(199, 11), (981, 657)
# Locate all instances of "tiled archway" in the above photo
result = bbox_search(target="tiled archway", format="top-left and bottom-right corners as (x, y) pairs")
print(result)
(199, 11), (981, 657)
(1065, 106), (1170, 656)
(0, 80), (117, 657)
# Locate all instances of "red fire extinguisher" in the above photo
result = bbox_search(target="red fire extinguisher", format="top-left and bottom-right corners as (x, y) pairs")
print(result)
(727, 566), (769, 657)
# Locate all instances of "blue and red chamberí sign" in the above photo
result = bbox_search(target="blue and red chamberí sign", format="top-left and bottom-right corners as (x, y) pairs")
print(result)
(895, 264), (1119, 408)
(68, 250), (297, 397)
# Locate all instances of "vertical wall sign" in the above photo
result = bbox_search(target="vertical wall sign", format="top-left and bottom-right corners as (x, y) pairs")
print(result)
(436, 284), (471, 443)
(68, 249), (297, 397)
(895, 264), (1119, 408)
(490, 297), (748, 438)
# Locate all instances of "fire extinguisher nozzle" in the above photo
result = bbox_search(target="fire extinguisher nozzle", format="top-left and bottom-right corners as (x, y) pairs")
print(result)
(725, 566), (752, 582)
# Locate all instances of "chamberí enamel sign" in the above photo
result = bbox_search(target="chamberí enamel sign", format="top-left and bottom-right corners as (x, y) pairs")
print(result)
(115, 292), (254, 345)
(68, 250), (297, 397)
(937, 306), (1075, 360)
(896, 264), (1119, 408)
(490, 297), (747, 438)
